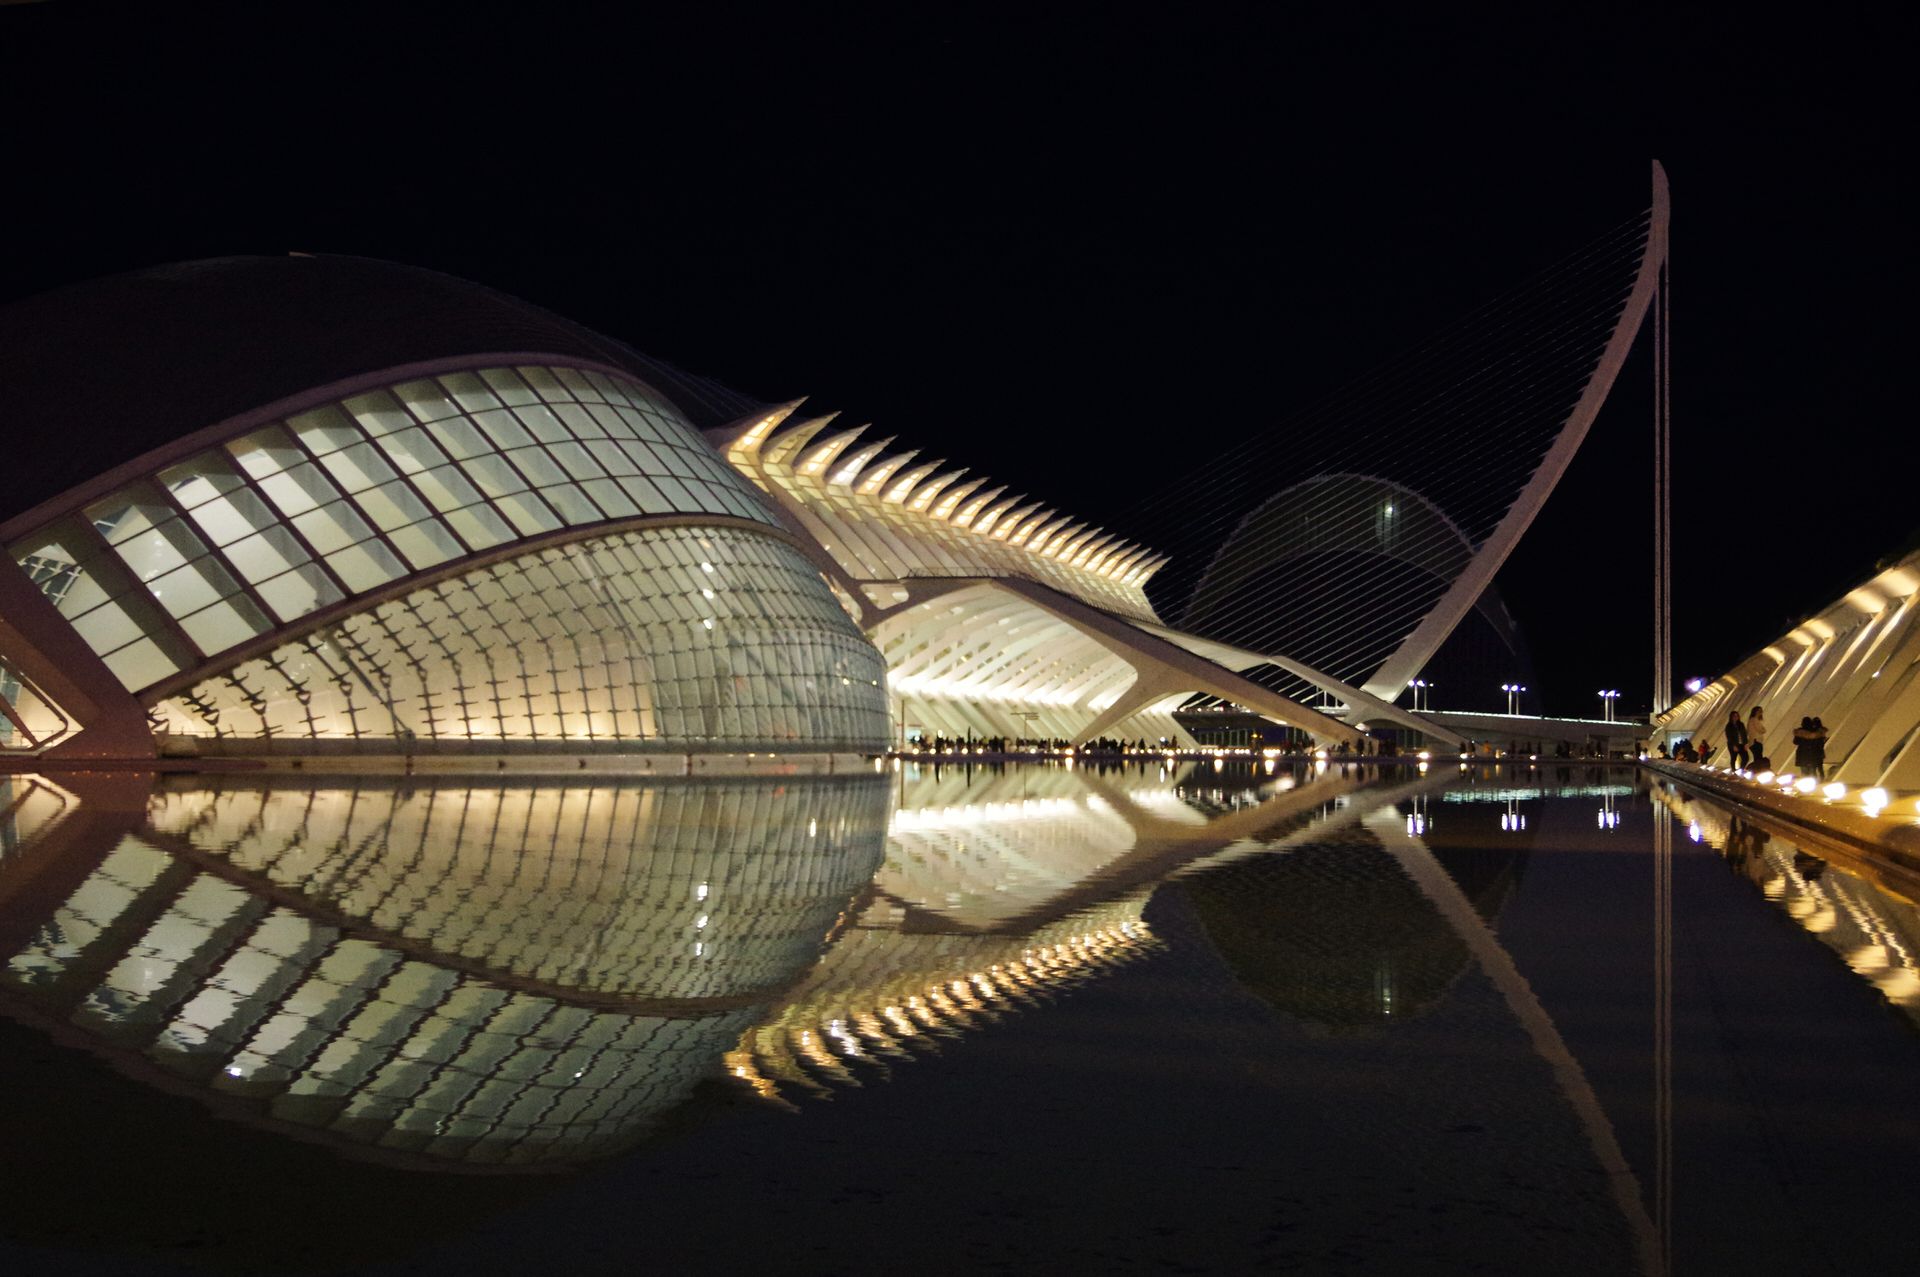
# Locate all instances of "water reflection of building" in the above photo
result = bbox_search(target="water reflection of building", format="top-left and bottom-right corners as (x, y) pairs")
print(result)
(1180, 814), (1528, 1032)
(0, 773), (888, 1169)
(1654, 784), (1920, 1020)
(728, 761), (1431, 1097)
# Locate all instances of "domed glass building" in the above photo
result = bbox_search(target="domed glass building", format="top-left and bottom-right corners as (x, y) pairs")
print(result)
(0, 255), (888, 760)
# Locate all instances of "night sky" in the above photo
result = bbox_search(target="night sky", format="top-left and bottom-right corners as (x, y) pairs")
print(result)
(2, 8), (1902, 720)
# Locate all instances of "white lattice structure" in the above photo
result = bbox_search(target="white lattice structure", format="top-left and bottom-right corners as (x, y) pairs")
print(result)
(711, 412), (1444, 748)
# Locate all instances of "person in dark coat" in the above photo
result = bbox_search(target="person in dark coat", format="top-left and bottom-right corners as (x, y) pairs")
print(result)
(1792, 717), (1826, 779)
(1724, 709), (1749, 769)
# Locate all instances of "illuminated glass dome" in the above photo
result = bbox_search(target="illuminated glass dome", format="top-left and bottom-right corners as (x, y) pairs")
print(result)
(0, 255), (887, 759)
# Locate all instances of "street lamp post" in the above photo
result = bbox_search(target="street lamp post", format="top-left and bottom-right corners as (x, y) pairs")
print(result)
(1598, 689), (1620, 722)
(1410, 679), (1433, 712)
(1500, 683), (1527, 715)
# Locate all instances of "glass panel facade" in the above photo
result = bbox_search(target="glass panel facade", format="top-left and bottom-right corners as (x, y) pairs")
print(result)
(151, 524), (889, 750)
(9, 364), (781, 694)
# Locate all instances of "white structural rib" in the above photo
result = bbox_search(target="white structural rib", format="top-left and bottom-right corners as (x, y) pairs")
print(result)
(1363, 161), (1671, 704)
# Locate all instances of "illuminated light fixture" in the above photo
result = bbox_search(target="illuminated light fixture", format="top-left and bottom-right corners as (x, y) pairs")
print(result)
(1417, 751), (1431, 760)
(1822, 782), (1847, 801)
(1859, 787), (1889, 813)
(1756, 771), (1776, 784)
(1684, 678), (1704, 694)
(1794, 777), (1818, 794)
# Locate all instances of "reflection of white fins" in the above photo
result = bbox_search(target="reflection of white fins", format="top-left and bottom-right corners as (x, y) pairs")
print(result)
(1363, 805), (1663, 1277)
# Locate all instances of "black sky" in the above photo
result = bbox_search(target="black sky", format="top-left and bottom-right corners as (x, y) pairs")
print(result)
(2, 6), (1904, 719)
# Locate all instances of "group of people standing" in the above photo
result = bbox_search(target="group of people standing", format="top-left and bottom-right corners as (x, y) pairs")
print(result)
(1719, 706), (1832, 779)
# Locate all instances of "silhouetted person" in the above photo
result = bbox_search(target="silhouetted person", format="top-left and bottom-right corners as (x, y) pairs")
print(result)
(1798, 717), (1830, 780)
(1724, 709), (1749, 769)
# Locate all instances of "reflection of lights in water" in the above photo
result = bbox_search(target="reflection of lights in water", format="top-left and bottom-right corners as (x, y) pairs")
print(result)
(1597, 793), (1620, 829)
(1652, 784), (1920, 1021)
(1500, 798), (1526, 831)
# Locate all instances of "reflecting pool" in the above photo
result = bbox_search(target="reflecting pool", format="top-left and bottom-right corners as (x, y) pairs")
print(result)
(0, 762), (1915, 1275)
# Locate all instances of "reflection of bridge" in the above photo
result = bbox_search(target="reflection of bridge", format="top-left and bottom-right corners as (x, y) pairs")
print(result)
(0, 762), (1656, 1273)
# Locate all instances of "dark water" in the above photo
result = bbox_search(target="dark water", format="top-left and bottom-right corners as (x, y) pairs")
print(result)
(0, 761), (1915, 1276)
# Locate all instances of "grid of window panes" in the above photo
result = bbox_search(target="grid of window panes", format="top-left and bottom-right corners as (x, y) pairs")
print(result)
(145, 777), (890, 1000)
(0, 836), (766, 1166)
(9, 364), (778, 693)
(151, 524), (890, 749)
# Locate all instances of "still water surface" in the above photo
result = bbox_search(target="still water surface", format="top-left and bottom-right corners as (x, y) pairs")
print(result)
(0, 761), (1915, 1275)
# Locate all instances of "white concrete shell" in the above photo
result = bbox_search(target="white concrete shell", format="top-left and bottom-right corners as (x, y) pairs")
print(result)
(1655, 545), (1920, 791)
(711, 409), (1429, 749)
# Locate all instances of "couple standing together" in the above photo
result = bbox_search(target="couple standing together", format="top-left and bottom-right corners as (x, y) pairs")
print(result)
(1723, 706), (1830, 779)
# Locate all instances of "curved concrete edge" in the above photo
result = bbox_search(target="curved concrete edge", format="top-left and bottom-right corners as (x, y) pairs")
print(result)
(1644, 760), (1920, 881)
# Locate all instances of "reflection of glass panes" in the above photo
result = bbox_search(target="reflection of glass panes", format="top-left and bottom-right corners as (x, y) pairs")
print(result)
(70, 601), (142, 652)
(227, 426), (307, 480)
(291, 501), (375, 555)
(369, 426), (450, 475)
(326, 542), (407, 593)
(586, 440), (638, 476)
(318, 442), (399, 495)
(618, 476), (672, 513)
(511, 403), (570, 444)
(540, 483), (603, 526)
(516, 365), (571, 401)
(582, 479), (639, 518)
(184, 486), (279, 548)
(394, 379), (461, 423)
(177, 596), (271, 652)
(552, 403), (603, 439)
(222, 526), (313, 585)
(149, 558), (240, 619)
(506, 446), (568, 489)
(159, 455), (247, 509)
(254, 564), (345, 621)
(353, 480), (434, 533)
(438, 371), (502, 414)
(545, 441), (606, 482)
(493, 492), (562, 537)
(99, 637), (179, 689)
(446, 506), (514, 551)
(409, 464), (483, 514)
(111, 519), (210, 584)
(85, 490), (177, 547)
(471, 409), (533, 451)
(460, 454), (530, 499)
(286, 404), (362, 456)
(425, 417), (491, 461)
(254, 462), (343, 519)
(479, 367), (537, 406)
(341, 388), (414, 438)
(387, 522), (462, 571)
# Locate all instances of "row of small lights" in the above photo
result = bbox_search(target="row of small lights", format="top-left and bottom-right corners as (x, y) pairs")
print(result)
(1680, 762), (1899, 819)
